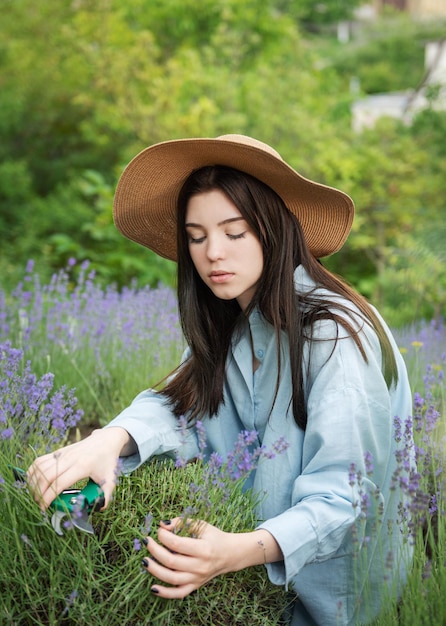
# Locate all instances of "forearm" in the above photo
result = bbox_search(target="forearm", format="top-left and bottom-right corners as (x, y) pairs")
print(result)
(91, 426), (137, 457)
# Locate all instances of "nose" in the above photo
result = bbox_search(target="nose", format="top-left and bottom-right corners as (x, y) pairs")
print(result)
(205, 233), (226, 261)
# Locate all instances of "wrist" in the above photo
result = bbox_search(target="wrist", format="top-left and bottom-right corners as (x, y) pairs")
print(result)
(91, 427), (136, 456)
(226, 529), (283, 573)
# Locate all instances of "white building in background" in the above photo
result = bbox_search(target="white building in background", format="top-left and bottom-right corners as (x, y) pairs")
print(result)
(352, 40), (446, 131)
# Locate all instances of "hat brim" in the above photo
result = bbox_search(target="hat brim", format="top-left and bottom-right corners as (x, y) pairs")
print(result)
(113, 137), (354, 261)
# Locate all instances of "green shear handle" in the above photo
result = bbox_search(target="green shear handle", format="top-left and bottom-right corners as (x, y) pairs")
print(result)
(11, 466), (104, 535)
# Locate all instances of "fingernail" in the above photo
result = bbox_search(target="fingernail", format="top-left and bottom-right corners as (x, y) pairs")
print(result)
(151, 587), (159, 594)
(142, 558), (150, 568)
(162, 519), (171, 525)
(142, 537), (149, 546)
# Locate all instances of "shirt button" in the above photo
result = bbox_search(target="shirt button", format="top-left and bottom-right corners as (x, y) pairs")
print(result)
(257, 349), (264, 358)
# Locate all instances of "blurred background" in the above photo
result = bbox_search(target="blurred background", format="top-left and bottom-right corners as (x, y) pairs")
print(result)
(1, 0), (445, 327)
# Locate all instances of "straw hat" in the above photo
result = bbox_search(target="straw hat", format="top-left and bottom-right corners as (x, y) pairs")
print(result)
(113, 134), (354, 260)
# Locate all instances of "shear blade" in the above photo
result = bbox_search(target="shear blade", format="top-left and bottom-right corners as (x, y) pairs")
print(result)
(51, 511), (94, 535)
(72, 512), (94, 535)
(51, 511), (68, 536)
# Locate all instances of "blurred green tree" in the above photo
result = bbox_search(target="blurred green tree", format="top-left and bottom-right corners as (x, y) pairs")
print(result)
(0, 2), (445, 324)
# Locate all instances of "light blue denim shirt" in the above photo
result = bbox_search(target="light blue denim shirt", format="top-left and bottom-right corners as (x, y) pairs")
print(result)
(106, 266), (413, 625)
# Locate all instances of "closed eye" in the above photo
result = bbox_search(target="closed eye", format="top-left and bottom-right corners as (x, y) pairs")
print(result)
(188, 234), (206, 244)
(227, 232), (246, 240)
(187, 231), (247, 244)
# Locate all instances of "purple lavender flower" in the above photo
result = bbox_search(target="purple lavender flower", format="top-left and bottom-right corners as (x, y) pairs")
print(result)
(383, 551), (394, 582)
(174, 427), (290, 531)
(133, 538), (142, 552)
(271, 436), (289, 455)
(0, 341), (83, 450)
(413, 392), (424, 410)
(429, 494), (438, 516)
(360, 491), (371, 519)
(142, 513), (153, 535)
(1, 426), (14, 440)
(138, 512), (154, 545)
(390, 354), (445, 543)
(1, 262), (182, 433)
(348, 463), (357, 487)
(61, 590), (78, 617)
(393, 415), (402, 441)
(364, 451), (374, 476)
(195, 420), (207, 460)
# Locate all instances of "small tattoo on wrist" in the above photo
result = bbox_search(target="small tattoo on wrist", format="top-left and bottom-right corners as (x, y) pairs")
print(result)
(257, 539), (267, 564)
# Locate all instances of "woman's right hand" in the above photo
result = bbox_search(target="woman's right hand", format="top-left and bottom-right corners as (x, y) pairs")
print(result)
(26, 427), (133, 510)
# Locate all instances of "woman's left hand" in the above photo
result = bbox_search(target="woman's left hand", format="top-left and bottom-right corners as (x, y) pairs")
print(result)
(141, 518), (235, 599)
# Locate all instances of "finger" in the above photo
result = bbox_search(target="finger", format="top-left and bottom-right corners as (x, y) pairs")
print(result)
(156, 527), (206, 558)
(146, 534), (199, 571)
(27, 456), (67, 506)
(95, 480), (114, 510)
(141, 552), (201, 599)
(160, 517), (205, 537)
(150, 582), (197, 600)
(27, 455), (111, 510)
(39, 467), (114, 510)
(158, 517), (178, 531)
(27, 453), (57, 487)
(142, 555), (195, 587)
(29, 443), (119, 507)
(29, 465), (81, 510)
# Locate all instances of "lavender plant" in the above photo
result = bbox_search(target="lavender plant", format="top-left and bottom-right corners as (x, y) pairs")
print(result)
(0, 341), (83, 453)
(372, 328), (446, 625)
(125, 428), (294, 625)
(170, 418), (290, 533)
(0, 260), (184, 427)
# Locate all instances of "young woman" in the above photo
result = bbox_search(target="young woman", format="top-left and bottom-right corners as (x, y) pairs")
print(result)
(28, 135), (414, 625)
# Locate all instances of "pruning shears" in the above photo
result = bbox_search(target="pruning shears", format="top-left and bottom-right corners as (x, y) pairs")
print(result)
(11, 466), (105, 536)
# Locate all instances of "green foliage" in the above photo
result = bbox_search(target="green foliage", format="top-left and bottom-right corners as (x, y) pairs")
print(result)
(277, 0), (365, 28)
(324, 113), (446, 325)
(1, 3), (446, 323)
(329, 15), (446, 93)
(123, 0), (297, 61)
(378, 219), (446, 326)
(0, 159), (34, 235)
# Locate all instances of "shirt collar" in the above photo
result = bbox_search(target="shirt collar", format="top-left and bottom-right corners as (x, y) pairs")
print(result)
(293, 264), (317, 294)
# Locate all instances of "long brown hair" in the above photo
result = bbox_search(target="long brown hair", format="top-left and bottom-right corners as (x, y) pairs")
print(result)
(161, 166), (398, 430)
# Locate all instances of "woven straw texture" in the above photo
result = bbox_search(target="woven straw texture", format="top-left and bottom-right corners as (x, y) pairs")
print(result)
(113, 135), (354, 261)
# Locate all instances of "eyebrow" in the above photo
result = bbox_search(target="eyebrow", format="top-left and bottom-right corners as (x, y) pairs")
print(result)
(185, 217), (245, 228)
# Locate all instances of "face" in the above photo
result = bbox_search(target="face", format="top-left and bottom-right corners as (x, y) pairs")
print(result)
(185, 189), (263, 311)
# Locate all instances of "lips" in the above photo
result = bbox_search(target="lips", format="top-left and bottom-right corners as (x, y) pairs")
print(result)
(209, 271), (234, 284)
